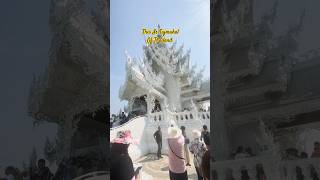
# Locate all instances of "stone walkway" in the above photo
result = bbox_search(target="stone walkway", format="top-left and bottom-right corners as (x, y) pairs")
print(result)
(135, 154), (197, 180)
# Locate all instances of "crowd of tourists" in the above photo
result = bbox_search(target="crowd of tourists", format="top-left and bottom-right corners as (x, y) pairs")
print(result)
(0, 159), (53, 180)
(110, 112), (129, 127)
(282, 141), (320, 160)
(1, 155), (108, 180)
(280, 142), (320, 180)
(111, 111), (148, 128)
(110, 125), (211, 180)
(231, 146), (255, 159)
(230, 141), (320, 161)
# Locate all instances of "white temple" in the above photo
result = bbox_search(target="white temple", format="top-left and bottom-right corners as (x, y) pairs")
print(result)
(212, 0), (320, 179)
(28, 0), (109, 173)
(111, 42), (210, 161)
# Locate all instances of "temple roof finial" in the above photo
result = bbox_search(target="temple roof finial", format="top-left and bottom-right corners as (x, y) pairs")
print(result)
(157, 24), (161, 38)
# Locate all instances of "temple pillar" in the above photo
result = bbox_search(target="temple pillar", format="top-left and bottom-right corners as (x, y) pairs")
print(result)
(146, 94), (154, 115)
(212, 34), (230, 160)
(128, 97), (134, 112)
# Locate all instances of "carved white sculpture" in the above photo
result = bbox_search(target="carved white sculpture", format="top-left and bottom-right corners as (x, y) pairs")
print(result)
(120, 42), (209, 113)
(256, 120), (279, 156)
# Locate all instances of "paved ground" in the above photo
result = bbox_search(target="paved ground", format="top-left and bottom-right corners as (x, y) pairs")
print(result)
(135, 154), (197, 180)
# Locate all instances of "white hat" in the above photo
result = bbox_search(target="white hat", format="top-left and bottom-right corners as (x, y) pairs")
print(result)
(168, 127), (182, 139)
(192, 130), (201, 139)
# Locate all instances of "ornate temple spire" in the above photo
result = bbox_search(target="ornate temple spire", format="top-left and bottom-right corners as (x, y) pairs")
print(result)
(157, 24), (161, 39)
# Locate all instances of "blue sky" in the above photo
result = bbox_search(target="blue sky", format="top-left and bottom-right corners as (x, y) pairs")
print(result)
(110, 0), (210, 114)
(0, 0), (57, 168)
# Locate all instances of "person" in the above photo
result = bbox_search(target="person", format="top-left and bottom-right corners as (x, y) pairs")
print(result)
(35, 159), (53, 180)
(311, 141), (320, 158)
(4, 166), (15, 180)
(111, 130), (139, 180)
(300, 152), (308, 159)
(310, 165), (319, 180)
(189, 130), (207, 180)
(153, 126), (163, 159)
(201, 125), (210, 144)
(256, 164), (266, 180)
(167, 126), (188, 180)
(180, 126), (191, 166)
(120, 112), (127, 125)
(245, 147), (255, 157)
(234, 146), (249, 159)
(201, 134), (210, 180)
(284, 148), (299, 160)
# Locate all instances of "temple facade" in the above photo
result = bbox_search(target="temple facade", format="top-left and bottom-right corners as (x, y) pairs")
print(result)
(28, 0), (109, 176)
(212, 0), (320, 179)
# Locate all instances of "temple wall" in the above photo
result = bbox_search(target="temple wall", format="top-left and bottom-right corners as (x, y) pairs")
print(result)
(110, 116), (149, 161)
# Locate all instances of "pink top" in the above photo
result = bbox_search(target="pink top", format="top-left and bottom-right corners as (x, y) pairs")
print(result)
(167, 135), (186, 173)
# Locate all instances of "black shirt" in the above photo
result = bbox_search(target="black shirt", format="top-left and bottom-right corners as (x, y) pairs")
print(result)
(201, 130), (210, 143)
(154, 130), (162, 143)
(110, 143), (135, 180)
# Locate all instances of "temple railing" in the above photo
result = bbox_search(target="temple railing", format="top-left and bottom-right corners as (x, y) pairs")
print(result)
(111, 110), (209, 128)
(148, 110), (210, 124)
(198, 111), (210, 121)
(149, 112), (165, 122)
(172, 111), (197, 121)
(282, 158), (320, 180)
(213, 157), (320, 180)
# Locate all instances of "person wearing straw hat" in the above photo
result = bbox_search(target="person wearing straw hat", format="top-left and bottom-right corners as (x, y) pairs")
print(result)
(167, 126), (188, 180)
(189, 130), (207, 180)
(110, 130), (139, 180)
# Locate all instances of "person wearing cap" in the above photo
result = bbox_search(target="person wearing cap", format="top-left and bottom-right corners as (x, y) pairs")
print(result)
(110, 130), (139, 180)
(189, 130), (207, 180)
(167, 126), (188, 180)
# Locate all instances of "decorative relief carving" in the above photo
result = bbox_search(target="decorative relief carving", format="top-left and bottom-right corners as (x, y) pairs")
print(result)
(248, 43), (266, 75)
(256, 119), (280, 156)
